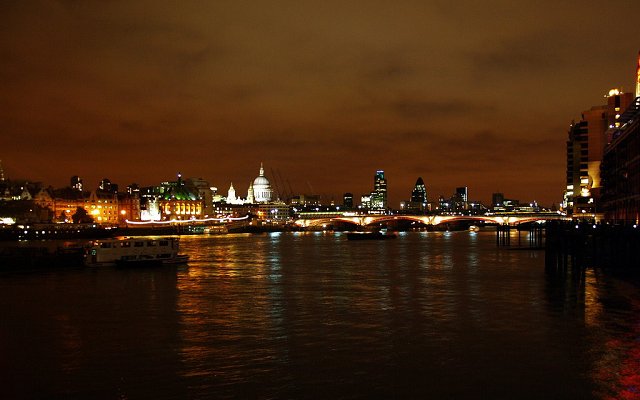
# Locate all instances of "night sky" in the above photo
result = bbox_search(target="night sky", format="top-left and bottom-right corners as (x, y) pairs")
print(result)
(2, 1), (640, 207)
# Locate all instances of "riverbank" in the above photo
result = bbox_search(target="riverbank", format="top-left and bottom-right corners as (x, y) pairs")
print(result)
(545, 221), (640, 269)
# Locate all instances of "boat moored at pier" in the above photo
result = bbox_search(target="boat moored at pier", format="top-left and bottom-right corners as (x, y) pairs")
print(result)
(85, 237), (189, 267)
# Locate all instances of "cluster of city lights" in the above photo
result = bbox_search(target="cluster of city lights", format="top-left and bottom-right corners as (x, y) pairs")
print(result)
(124, 215), (249, 225)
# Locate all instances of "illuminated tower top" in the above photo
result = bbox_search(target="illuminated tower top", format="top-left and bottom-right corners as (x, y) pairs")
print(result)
(0, 159), (4, 181)
(636, 50), (640, 98)
(410, 177), (427, 203)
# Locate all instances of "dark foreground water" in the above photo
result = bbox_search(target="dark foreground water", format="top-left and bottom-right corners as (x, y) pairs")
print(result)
(1, 231), (640, 399)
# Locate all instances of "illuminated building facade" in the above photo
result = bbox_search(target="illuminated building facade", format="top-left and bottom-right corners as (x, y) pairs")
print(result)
(186, 177), (214, 216)
(290, 194), (320, 206)
(360, 194), (371, 210)
(87, 190), (119, 224)
(156, 174), (203, 220)
(564, 89), (634, 218)
(226, 182), (239, 204)
(117, 193), (141, 223)
(601, 96), (640, 223)
(370, 170), (387, 211)
(454, 186), (468, 210)
(49, 187), (88, 223)
(255, 203), (290, 222)
(221, 164), (275, 206)
(252, 163), (273, 203)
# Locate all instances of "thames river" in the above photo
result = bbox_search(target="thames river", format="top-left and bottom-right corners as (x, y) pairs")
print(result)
(1, 231), (639, 399)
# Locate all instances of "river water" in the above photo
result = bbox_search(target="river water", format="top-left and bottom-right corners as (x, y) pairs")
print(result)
(1, 231), (639, 399)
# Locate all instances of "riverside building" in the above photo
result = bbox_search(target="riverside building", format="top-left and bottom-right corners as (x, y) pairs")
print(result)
(563, 88), (634, 219)
(600, 52), (640, 223)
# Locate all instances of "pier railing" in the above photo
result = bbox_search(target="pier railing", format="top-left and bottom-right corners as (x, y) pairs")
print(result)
(496, 223), (545, 248)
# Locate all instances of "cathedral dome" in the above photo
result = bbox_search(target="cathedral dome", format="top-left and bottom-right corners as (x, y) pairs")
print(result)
(253, 175), (270, 187)
(252, 163), (272, 203)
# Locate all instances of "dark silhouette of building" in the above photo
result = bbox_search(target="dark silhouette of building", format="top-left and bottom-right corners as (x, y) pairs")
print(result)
(343, 192), (353, 209)
(601, 96), (640, 223)
(406, 177), (427, 213)
(70, 176), (83, 192)
(492, 192), (504, 208)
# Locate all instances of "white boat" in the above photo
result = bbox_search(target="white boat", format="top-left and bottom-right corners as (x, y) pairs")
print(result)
(85, 237), (189, 267)
(346, 230), (397, 240)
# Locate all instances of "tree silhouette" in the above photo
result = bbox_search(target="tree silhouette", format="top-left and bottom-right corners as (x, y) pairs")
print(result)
(71, 207), (93, 224)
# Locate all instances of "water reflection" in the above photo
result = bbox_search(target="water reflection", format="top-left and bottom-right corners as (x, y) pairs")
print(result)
(173, 232), (587, 398)
(585, 272), (640, 399)
(3, 232), (640, 398)
(544, 257), (640, 399)
(0, 266), (187, 399)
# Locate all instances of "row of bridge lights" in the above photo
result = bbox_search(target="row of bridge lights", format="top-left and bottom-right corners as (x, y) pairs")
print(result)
(575, 224), (638, 229)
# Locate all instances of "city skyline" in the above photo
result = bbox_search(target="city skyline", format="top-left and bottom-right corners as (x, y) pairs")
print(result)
(2, 1), (640, 207)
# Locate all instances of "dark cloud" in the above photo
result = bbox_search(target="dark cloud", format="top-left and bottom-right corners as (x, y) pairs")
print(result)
(390, 98), (494, 119)
(1, 0), (640, 206)
(470, 33), (565, 76)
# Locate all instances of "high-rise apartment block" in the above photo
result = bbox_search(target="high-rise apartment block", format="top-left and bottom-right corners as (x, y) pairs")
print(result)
(563, 89), (634, 218)
(600, 52), (640, 222)
(601, 96), (640, 222)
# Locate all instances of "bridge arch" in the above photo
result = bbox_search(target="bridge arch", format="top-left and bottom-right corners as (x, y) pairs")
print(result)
(294, 213), (562, 229)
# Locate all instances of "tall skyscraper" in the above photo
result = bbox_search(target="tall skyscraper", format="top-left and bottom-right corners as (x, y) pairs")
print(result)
(456, 187), (468, 203)
(70, 176), (83, 192)
(407, 177), (427, 212)
(343, 192), (353, 209)
(492, 192), (504, 208)
(564, 89), (634, 217)
(0, 159), (4, 181)
(99, 178), (118, 193)
(410, 177), (427, 204)
(454, 186), (468, 210)
(370, 170), (387, 210)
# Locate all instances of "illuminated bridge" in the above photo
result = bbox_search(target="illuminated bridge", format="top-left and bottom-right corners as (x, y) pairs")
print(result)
(294, 212), (565, 229)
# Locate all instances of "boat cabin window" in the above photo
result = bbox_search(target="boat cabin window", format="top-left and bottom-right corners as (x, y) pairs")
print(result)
(134, 242), (144, 247)
(159, 240), (169, 246)
(100, 243), (112, 248)
(120, 242), (131, 248)
(147, 241), (157, 247)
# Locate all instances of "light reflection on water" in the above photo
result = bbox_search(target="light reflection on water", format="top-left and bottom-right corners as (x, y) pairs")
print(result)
(1, 231), (640, 399)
